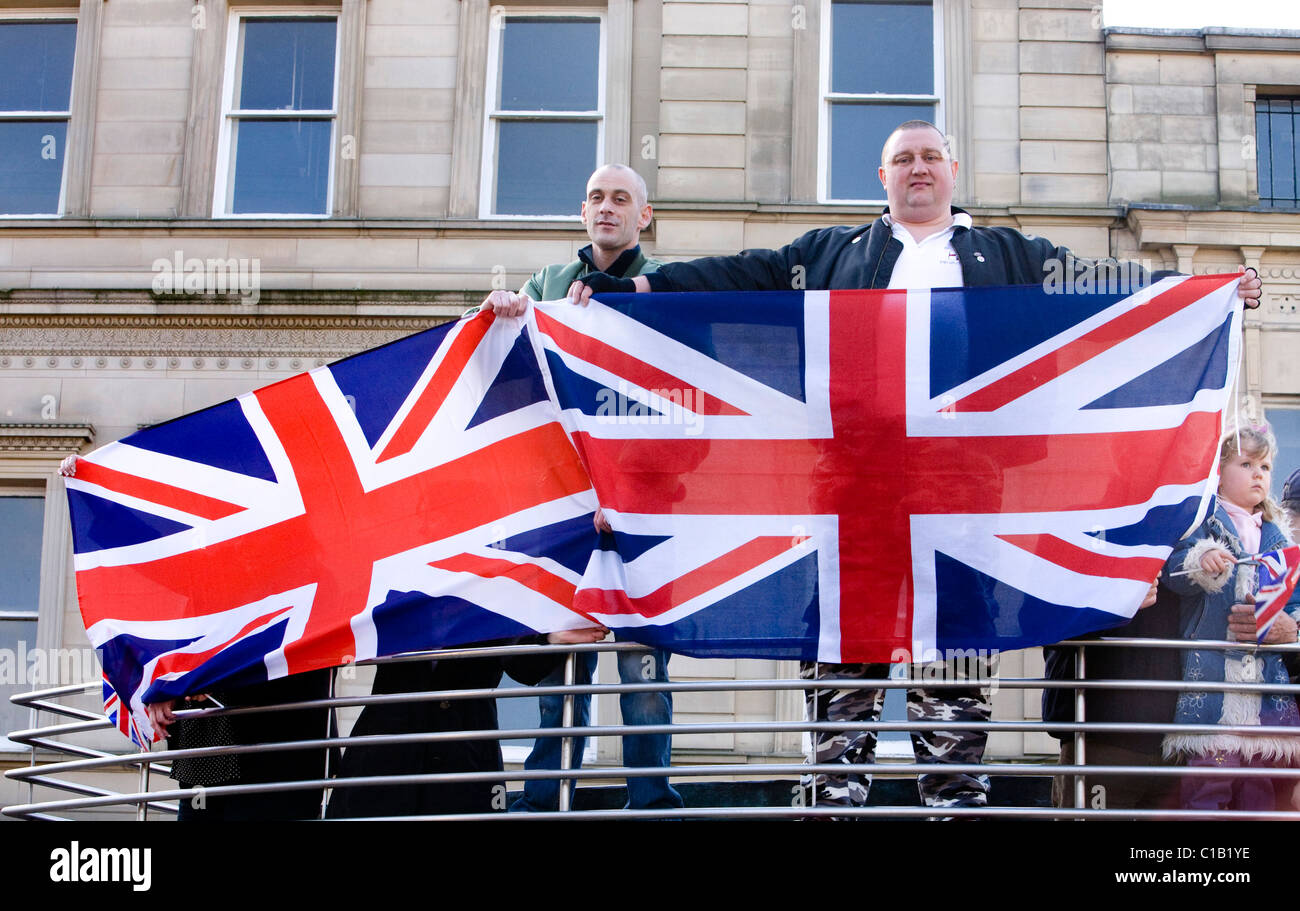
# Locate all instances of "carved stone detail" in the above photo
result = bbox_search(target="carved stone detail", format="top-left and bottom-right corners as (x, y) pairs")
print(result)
(0, 423), (95, 453)
(0, 312), (460, 364)
(1268, 295), (1300, 317)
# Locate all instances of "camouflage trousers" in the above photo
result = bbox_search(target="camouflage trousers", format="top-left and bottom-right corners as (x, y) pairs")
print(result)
(801, 661), (992, 809)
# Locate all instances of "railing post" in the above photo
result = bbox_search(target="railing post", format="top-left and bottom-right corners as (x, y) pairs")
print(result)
(808, 661), (818, 811)
(136, 753), (149, 821)
(558, 650), (577, 812)
(1072, 643), (1086, 811)
(320, 667), (336, 820)
(26, 697), (36, 807)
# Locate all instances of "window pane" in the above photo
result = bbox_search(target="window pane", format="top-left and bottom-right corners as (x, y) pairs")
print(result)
(832, 1), (933, 96)
(0, 21), (76, 112)
(0, 497), (43, 745)
(1, 618), (38, 744)
(237, 18), (336, 111)
(0, 497), (43, 610)
(829, 102), (935, 200)
(0, 121), (66, 214)
(499, 19), (599, 112)
(1269, 107), (1296, 204)
(1267, 407), (1300, 492)
(494, 120), (597, 215)
(1257, 104), (1273, 201)
(230, 118), (331, 214)
(496, 675), (542, 749)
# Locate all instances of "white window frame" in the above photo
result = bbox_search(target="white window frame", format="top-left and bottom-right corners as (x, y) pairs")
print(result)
(1254, 96), (1300, 208)
(0, 12), (78, 219)
(478, 8), (607, 220)
(212, 7), (341, 218)
(1264, 399), (1300, 487)
(817, 0), (945, 204)
(0, 485), (45, 751)
(0, 445), (85, 755)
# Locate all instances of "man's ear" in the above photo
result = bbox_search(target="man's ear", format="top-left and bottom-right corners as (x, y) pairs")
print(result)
(637, 203), (653, 230)
(878, 165), (887, 191)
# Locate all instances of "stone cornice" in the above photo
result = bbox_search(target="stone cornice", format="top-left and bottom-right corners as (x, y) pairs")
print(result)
(651, 202), (1128, 234)
(0, 288), (472, 318)
(1105, 27), (1300, 53)
(0, 297), (462, 367)
(0, 310), (455, 364)
(0, 423), (95, 454)
(0, 216), (593, 238)
(1204, 28), (1300, 52)
(1104, 31), (1207, 53)
(1126, 208), (1300, 250)
(0, 313), (449, 330)
(0, 203), (1136, 235)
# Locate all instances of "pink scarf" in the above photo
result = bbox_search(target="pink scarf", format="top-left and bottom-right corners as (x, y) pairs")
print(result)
(1221, 498), (1263, 554)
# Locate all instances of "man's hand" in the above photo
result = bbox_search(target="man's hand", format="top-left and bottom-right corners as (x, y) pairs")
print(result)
(146, 695), (219, 737)
(565, 273), (651, 306)
(593, 506), (612, 534)
(1138, 581), (1159, 610)
(547, 626), (609, 645)
(1237, 266), (1262, 310)
(146, 699), (178, 737)
(1229, 597), (1299, 644)
(479, 290), (532, 318)
(59, 455), (78, 477)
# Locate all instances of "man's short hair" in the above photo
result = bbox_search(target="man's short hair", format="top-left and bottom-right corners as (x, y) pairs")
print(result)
(591, 163), (649, 209)
(1282, 467), (1300, 513)
(880, 120), (951, 165)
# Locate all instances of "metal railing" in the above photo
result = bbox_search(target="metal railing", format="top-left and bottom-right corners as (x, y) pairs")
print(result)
(6, 637), (1300, 820)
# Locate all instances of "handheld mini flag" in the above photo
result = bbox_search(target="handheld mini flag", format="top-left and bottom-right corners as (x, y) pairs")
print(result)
(1255, 545), (1300, 643)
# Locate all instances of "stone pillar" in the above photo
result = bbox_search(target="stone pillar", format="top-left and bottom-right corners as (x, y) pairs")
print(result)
(180, 0), (230, 217)
(1172, 243), (1198, 275)
(63, 0), (104, 217)
(1240, 245), (1265, 407)
(333, 0), (367, 217)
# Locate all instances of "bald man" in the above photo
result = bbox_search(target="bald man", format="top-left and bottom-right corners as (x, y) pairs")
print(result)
(479, 164), (683, 814)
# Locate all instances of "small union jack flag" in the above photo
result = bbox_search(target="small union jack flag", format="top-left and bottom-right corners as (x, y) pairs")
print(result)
(1255, 545), (1300, 642)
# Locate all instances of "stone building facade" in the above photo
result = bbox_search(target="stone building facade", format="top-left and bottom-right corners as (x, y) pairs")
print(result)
(3, 0), (1300, 809)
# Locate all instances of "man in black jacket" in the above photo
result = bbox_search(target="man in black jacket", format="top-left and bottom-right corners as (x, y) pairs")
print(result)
(564, 120), (1263, 813)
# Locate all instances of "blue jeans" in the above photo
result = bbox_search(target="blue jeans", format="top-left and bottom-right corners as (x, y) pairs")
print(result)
(510, 644), (682, 811)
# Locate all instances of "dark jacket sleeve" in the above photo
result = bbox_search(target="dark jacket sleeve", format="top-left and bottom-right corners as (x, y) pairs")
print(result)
(954, 225), (1180, 290)
(500, 635), (563, 686)
(652, 247), (799, 292)
(651, 227), (841, 292)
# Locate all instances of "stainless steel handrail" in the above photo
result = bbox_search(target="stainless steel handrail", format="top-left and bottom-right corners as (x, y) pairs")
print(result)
(5, 636), (1299, 820)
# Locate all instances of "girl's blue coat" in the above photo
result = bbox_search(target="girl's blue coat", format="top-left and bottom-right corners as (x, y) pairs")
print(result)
(1161, 504), (1300, 759)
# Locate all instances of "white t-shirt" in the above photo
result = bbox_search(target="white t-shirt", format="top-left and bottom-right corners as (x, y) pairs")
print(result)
(884, 211), (972, 290)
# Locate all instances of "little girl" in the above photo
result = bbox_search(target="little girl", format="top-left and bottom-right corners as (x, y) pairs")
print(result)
(1161, 426), (1300, 811)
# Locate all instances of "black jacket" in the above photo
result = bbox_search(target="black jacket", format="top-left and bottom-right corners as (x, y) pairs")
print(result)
(326, 641), (559, 818)
(1042, 585), (1182, 754)
(646, 207), (1172, 292)
(170, 668), (336, 821)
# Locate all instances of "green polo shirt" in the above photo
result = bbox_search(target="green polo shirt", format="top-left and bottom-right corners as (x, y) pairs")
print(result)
(520, 244), (661, 301)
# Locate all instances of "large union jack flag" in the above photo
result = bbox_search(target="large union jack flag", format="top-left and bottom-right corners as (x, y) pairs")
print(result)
(68, 312), (602, 743)
(539, 275), (1241, 664)
(67, 275), (1241, 743)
